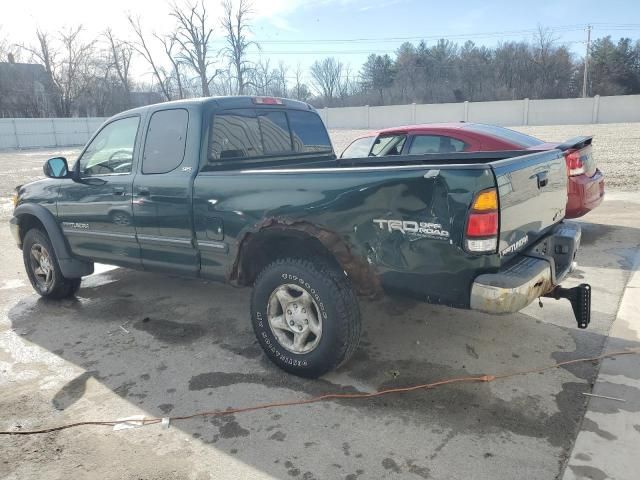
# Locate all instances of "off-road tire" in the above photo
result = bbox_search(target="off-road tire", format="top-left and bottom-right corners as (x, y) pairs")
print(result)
(251, 257), (361, 378)
(22, 228), (81, 299)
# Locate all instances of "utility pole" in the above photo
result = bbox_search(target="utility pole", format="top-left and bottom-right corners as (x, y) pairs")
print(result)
(582, 24), (592, 98)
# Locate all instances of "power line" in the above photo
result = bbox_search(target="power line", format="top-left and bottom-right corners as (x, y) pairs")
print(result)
(208, 24), (596, 45)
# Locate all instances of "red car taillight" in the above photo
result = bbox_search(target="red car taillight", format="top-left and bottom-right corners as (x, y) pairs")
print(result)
(565, 149), (585, 176)
(465, 188), (498, 253)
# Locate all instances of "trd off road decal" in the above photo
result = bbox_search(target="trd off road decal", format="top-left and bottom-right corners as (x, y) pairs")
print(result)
(373, 219), (450, 240)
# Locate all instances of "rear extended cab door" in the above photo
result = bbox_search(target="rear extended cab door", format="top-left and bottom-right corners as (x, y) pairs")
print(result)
(131, 106), (201, 275)
(192, 103), (336, 281)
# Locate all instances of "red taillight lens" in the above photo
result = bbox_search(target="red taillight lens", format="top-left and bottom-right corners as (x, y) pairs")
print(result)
(466, 211), (498, 237)
(565, 149), (585, 176)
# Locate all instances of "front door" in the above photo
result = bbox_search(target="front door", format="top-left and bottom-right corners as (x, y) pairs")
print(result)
(58, 115), (141, 268)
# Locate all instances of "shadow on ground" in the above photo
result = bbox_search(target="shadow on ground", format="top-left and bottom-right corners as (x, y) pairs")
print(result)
(2, 219), (638, 479)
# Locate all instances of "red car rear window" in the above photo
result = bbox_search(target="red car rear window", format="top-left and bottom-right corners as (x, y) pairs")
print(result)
(462, 124), (544, 148)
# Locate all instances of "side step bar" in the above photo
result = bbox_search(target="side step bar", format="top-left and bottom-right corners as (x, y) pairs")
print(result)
(543, 283), (592, 329)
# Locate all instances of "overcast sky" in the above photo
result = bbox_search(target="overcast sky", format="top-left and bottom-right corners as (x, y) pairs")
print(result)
(2, 0), (639, 84)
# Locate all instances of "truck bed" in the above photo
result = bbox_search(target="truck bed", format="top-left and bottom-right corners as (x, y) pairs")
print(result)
(194, 147), (567, 307)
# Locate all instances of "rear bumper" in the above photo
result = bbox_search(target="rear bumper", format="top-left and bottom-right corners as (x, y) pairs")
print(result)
(566, 169), (604, 218)
(470, 222), (581, 314)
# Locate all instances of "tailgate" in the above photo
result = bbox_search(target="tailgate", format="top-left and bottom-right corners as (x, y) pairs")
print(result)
(491, 150), (567, 259)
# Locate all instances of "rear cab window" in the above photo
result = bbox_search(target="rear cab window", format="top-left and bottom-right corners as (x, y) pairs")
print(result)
(463, 124), (544, 148)
(207, 108), (332, 167)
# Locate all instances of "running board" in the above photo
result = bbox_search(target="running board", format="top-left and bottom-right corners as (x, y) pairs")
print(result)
(543, 284), (591, 329)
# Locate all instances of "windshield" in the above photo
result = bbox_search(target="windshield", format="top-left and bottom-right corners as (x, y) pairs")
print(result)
(463, 124), (544, 148)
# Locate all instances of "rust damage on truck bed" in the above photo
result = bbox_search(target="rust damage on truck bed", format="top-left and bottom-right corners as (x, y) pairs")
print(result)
(228, 217), (383, 298)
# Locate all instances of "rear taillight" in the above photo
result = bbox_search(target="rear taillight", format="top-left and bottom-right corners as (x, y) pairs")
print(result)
(465, 188), (498, 253)
(565, 149), (585, 176)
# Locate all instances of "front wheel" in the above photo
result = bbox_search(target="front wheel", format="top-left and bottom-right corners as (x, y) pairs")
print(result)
(22, 229), (81, 299)
(251, 257), (361, 378)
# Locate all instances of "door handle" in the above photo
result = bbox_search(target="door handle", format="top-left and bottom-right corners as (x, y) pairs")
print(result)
(137, 189), (150, 197)
(113, 187), (125, 196)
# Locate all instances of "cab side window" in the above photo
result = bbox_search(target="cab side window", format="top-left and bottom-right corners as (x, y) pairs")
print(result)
(409, 135), (466, 154)
(142, 109), (189, 174)
(78, 117), (140, 176)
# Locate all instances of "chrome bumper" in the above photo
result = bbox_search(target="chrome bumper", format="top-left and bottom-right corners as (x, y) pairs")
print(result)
(470, 222), (581, 315)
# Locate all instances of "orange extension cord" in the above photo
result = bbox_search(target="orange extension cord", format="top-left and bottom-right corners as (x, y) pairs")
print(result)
(1, 348), (639, 436)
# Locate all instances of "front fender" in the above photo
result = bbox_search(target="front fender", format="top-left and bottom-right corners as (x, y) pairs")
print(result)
(12, 203), (94, 278)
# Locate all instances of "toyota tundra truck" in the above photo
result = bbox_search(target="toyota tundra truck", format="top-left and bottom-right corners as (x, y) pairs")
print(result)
(10, 96), (591, 378)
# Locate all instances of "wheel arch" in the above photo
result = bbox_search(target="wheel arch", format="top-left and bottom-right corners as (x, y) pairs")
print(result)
(230, 218), (382, 297)
(14, 204), (93, 278)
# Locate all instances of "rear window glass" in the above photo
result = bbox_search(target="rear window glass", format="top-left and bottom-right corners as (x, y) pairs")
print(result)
(208, 109), (331, 164)
(142, 109), (189, 174)
(463, 124), (543, 148)
(209, 109), (263, 160)
(258, 111), (293, 154)
(341, 136), (375, 158)
(409, 135), (466, 154)
(287, 110), (332, 153)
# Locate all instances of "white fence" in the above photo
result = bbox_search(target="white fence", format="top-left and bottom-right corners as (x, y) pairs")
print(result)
(1, 93), (639, 150)
(0, 117), (106, 150)
(318, 94), (640, 129)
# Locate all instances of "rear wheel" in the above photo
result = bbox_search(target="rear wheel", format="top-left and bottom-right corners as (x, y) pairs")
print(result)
(23, 229), (81, 299)
(251, 257), (361, 378)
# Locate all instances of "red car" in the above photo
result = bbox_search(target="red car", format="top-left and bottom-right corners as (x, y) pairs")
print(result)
(341, 123), (605, 218)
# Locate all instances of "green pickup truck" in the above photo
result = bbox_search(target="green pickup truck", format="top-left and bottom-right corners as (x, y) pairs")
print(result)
(10, 96), (590, 377)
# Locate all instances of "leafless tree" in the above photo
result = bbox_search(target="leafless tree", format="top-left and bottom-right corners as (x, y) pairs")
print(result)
(0, 27), (8, 60)
(57, 27), (96, 116)
(155, 33), (185, 99)
(220, 0), (257, 95)
(273, 61), (288, 97)
(310, 57), (343, 106)
(22, 26), (95, 116)
(127, 15), (172, 101)
(251, 58), (275, 95)
(105, 29), (133, 107)
(170, 0), (218, 96)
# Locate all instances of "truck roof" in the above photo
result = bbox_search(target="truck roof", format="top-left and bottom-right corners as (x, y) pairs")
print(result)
(111, 96), (316, 120)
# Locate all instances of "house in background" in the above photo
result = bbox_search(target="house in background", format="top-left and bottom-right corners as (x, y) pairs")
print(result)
(0, 53), (58, 118)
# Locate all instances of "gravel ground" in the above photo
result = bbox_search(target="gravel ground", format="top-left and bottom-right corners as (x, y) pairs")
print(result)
(329, 123), (640, 190)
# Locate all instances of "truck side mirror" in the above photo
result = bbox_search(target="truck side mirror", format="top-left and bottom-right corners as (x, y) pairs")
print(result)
(43, 157), (70, 179)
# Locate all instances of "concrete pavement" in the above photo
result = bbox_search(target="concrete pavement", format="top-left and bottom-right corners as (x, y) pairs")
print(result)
(562, 251), (640, 480)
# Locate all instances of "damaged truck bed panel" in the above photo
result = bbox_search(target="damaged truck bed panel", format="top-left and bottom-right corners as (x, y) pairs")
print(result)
(10, 96), (591, 377)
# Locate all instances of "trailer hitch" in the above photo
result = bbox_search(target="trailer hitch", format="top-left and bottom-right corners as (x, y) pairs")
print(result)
(543, 283), (591, 329)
